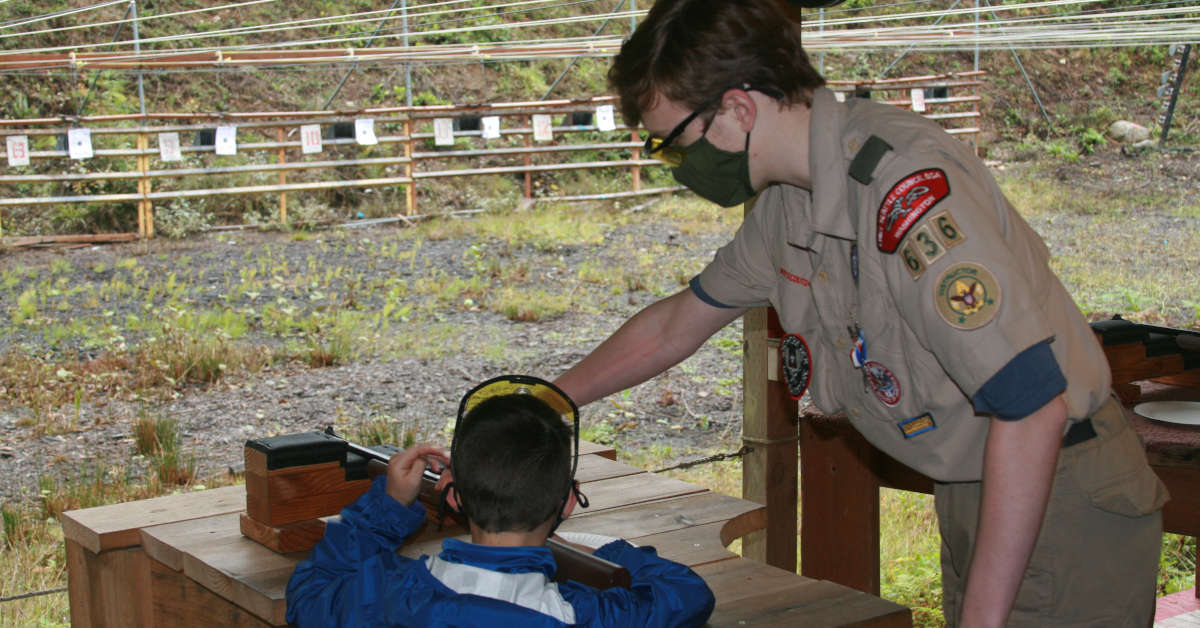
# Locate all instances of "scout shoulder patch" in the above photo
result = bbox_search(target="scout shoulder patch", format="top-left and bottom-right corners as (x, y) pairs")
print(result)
(876, 168), (950, 253)
(934, 262), (1001, 329)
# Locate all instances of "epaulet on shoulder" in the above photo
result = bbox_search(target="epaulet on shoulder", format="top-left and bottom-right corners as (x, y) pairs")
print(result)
(848, 135), (893, 185)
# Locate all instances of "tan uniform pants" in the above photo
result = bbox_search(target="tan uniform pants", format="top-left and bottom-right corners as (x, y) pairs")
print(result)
(935, 398), (1168, 627)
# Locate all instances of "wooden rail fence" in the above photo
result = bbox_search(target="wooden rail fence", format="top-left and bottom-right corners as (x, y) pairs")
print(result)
(0, 72), (983, 243)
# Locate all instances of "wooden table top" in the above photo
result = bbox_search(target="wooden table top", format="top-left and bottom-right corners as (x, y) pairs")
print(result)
(66, 449), (911, 627)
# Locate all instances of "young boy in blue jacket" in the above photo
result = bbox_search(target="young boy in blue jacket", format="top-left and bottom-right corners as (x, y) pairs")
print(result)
(285, 375), (715, 627)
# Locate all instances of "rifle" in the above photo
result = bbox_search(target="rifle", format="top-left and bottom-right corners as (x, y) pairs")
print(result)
(325, 429), (632, 590)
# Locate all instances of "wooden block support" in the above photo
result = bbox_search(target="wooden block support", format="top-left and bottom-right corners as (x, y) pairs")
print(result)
(239, 514), (329, 554)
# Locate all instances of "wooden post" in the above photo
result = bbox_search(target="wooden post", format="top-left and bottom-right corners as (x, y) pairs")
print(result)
(523, 115), (533, 201)
(136, 133), (146, 240)
(276, 127), (288, 225)
(798, 416), (882, 595)
(630, 129), (641, 192)
(741, 201), (799, 572)
(403, 119), (415, 215)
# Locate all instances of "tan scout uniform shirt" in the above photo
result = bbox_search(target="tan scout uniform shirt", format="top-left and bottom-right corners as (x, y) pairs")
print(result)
(695, 87), (1111, 482)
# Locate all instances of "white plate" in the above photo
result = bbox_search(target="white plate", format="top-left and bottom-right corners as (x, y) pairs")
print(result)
(557, 532), (631, 549)
(1133, 401), (1200, 426)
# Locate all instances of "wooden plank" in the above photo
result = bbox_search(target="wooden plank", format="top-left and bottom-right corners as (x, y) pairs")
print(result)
(246, 479), (369, 527)
(629, 521), (740, 568)
(1159, 465), (1200, 537)
(62, 485), (246, 553)
(708, 583), (911, 627)
(66, 538), (94, 628)
(149, 559), (278, 627)
(578, 439), (617, 460)
(81, 545), (153, 628)
(239, 513), (328, 554)
(698, 559), (910, 627)
(1154, 371), (1200, 389)
(697, 557), (823, 604)
(572, 471), (707, 514)
(180, 537), (295, 625)
(562, 491), (765, 544)
(142, 513), (295, 625)
(574, 453), (644, 484)
(245, 464), (370, 526)
(742, 305), (799, 571)
(799, 415), (881, 596)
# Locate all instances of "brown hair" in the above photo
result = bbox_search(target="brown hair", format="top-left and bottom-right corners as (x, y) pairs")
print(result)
(608, 0), (825, 127)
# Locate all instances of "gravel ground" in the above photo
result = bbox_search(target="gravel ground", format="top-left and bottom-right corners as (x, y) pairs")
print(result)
(1, 148), (1197, 508)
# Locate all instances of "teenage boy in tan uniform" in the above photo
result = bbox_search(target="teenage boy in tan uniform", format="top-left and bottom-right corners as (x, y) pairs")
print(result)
(553, 0), (1167, 626)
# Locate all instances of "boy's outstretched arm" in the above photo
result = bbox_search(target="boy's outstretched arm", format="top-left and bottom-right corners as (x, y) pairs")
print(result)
(556, 288), (745, 407)
(285, 445), (447, 628)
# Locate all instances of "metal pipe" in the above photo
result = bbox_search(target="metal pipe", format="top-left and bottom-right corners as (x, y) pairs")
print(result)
(131, 0), (146, 115)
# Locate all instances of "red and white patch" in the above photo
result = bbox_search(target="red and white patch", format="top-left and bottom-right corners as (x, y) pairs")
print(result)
(876, 168), (950, 253)
(864, 361), (902, 407)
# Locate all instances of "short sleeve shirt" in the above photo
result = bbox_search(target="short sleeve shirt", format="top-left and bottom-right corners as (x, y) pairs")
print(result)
(694, 88), (1111, 481)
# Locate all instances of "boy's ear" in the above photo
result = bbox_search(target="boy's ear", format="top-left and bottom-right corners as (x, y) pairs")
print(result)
(561, 482), (578, 520)
(444, 485), (462, 513)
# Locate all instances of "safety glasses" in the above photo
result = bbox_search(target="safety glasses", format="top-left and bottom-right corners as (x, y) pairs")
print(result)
(643, 84), (782, 168)
(643, 106), (710, 168)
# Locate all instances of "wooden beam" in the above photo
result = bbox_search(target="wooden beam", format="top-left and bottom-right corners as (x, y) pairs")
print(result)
(741, 301), (799, 571)
(799, 414), (881, 595)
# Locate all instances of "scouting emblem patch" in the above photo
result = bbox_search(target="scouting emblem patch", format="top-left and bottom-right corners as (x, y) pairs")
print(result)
(864, 360), (901, 406)
(780, 333), (812, 400)
(876, 169), (950, 253)
(935, 262), (1001, 330)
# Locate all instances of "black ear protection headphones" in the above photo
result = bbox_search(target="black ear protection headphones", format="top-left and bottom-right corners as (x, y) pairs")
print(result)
(440, 375), (588, 533)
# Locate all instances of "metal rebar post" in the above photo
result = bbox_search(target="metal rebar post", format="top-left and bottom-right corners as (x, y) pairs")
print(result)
(880, 0), (963, 78)
(322, 0), (404, 110)
(1160, 44), (1192, 148)
(541, 0), (630, 101)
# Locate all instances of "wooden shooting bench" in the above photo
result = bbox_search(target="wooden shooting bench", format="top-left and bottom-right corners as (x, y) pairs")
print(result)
(790, 319), (1200, 613)
(62, 438), (911, 628)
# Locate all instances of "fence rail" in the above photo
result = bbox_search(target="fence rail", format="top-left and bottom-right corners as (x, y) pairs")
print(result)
(0, 72), (984, 243)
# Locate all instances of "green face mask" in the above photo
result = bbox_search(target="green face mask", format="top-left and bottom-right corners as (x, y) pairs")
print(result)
(671, 131), (755, 208)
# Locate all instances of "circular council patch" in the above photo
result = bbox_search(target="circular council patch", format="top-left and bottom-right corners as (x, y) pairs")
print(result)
(780, 333), (812, 401)
(934, 262), (1001, 330)
(864, 361), (902, 406)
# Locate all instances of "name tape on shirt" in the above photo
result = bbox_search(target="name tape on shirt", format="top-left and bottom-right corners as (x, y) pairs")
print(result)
(877, 168), (950, 253)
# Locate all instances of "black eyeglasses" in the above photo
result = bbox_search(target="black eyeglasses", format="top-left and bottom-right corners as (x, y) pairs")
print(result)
(643, 84), (782, 168)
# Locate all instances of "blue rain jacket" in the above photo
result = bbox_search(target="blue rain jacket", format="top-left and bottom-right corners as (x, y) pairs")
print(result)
(286, 477), (715, 627)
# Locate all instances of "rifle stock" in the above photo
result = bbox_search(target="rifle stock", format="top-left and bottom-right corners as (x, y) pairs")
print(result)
(338, 437), (633, 590)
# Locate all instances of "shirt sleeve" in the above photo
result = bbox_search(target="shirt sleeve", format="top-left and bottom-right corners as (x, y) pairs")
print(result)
(564, 540), (714, 628)
(972, 338), (1067, 420)
(691, 191), (783, 310)
(285, 476), (428, 628)
(873, 143), (1060, 401)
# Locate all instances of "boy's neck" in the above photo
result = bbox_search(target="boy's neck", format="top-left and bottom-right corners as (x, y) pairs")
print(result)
(468, 521), (553, 548)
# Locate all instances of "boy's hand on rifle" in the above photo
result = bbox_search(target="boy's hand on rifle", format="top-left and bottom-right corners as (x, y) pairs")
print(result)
(385, 444), (449, 507)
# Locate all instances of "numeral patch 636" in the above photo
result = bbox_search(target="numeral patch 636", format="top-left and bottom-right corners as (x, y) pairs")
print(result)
(899, 211), (965, 280)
